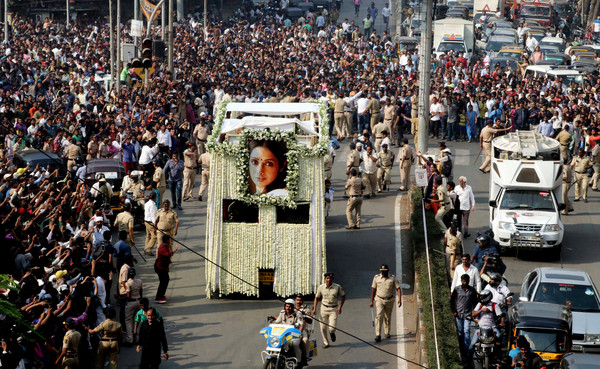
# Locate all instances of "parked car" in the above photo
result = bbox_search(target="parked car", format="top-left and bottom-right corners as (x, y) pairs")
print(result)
(485, 35), (516, 58)
(559, 352), (600, 368)
(520, 268), (600, 353)
(12, 149), (64, 174)
(490, 57), (519, 71)
(540, 36), (566, 53)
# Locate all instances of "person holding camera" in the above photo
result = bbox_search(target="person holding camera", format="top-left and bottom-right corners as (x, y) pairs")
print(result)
(512, 339), (544, 369)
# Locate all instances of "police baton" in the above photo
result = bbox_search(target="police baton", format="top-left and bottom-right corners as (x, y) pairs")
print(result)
(473, 146), (483, 165)
(370, 306), (375, 327)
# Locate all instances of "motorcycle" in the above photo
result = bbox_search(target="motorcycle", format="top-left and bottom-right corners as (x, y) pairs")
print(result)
(470, 319), (502, 369)
(259, 319), (303, 369)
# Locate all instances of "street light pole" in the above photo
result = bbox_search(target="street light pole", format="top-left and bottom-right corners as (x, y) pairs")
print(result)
(66, 0), (69, 28)
(417, 0), (432, 153)
(161, 0), (166, 40)
(134, 0), (139, 56)
(109, 0), (114, 91)
(4, 0), (8, 44)
(168, 0), (173, 76)
(204, 0), (207, 41)
(116, 0), (121, 93)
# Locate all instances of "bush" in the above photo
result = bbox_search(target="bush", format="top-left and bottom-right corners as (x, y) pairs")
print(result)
(410, 191), (462, 369)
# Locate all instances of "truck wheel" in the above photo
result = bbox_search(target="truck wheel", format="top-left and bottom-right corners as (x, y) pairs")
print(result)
(550, 244), (562, 260)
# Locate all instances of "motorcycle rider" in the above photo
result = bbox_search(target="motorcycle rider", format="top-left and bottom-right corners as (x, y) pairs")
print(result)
(468, 290), (504, 359)
(269, 299), (305, 367)
(483, 272), (512, 307)
(471, 234), (500, 271)
(294, 294), (312, 366)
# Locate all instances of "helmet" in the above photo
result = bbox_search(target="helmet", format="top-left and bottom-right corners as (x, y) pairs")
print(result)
(284, 298), (295, 306)
(127, 267), (136, 279)
(75, 156), (84, 165)
(479, 290), (493, 304)
(476, 234), (491, 247)
(488, 272), (502, 285)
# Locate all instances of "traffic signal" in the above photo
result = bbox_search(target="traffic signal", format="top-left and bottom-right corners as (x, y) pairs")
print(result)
(131, 58), (142, 68)
(141, 38), (153, 69)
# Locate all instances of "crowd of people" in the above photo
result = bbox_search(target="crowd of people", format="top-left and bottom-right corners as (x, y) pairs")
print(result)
(0, 0), (599, 366)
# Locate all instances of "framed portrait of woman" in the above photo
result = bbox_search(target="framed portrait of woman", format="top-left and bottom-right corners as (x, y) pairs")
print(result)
(247, 139), (289, 197)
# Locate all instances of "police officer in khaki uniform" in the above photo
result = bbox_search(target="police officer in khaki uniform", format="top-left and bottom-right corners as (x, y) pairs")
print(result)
(294, 294), (313, 364)
(591, 143), (600, 191)
(372, 120), (391, 152)
(182, 143), (198, 201)
(64, 140), (83, 171)
(198, 152), (211, 201)
(193, 119), (211, 156)
(123, 172), (145, 206)
(154, 200), (179, 245)
(399, 138), (413, 191)
(370, 264), (401, 342)
(431, 177), (451, 233)
(312, 272), (346, 348)
(124, 267), (143, 345)
(366, 94), (381, 131)
(377, 144), (395, 192)
(345, 168), (365, 229)
(334, 93), (349, 140)
(562, 158), (574, 215)
(410, 93), (419, 147)
(383, 99), (396, 143)
(571, 149), (592, 202)
(88, 308), (122, 369)
(153, 161), (167, 203)
(87, 136), (99, 160)
(114, 203), (135, 246)
(556, 126), (572, 160)
(345, 143), (361, 197)
(56, 318), (81, 369)
(479, 119), (510, 173)
(324, 153), (333, 181)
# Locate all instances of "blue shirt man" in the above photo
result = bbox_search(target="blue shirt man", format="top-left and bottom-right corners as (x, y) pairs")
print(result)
(113, 230), (132, 272)
(122, 141), (136, 164)
(537, 120), (554, 137)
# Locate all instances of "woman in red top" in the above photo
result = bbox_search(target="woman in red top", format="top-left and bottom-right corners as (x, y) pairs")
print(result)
(154, 234), (178, 303)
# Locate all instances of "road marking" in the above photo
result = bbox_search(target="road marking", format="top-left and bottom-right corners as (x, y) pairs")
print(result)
(453, 148), (472, 166)
(395, 192), (406, 369)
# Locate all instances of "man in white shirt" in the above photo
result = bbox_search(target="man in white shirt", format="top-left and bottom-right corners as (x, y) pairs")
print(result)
(360, 145), (379, 198)
(144, 192), (158, 256)
(525, 33), (538, 53)
(453, 176), (476, 238)
(430, 97), (443, 138)
(156, 125), (172, 149)
(451, 254), (481, 293)
(381, 3), (391, 30)
(139, 139), (158, 173)
(356, 94), (371, 134)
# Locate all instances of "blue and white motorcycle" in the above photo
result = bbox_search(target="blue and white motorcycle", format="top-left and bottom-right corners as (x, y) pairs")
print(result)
(259, 320), (303, 369)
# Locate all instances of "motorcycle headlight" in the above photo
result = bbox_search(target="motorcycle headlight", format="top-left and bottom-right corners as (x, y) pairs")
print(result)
(499, 221), (514, 231)
(269, 336), (280, 347)
(544, 224), (560, 232)
(585, 334), (600, 343)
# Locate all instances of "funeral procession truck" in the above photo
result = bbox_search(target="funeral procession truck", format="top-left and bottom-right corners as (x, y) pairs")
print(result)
(204, 102), (329, 298)
(488, 131), (565, 258)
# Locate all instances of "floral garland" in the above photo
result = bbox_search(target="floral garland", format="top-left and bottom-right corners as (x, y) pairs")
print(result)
(206, 100), (331, 208)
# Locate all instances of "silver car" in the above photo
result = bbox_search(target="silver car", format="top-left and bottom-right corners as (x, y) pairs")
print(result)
(520, 268), (600, 353)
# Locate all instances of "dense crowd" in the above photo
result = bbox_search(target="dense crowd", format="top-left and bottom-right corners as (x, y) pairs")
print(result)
(0, 1), (599, 367)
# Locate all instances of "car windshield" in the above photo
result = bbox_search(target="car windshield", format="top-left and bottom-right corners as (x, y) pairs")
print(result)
(486, 41), (510, 52)
(521, 5), (551, 17)
(534, 283), (600, 311)
(516, 328), (568, 353)
(498, 51), (521, 58)
(552, 74), (584, 86)
(438, 42), (466, 53)
(500, 190), (555, 211)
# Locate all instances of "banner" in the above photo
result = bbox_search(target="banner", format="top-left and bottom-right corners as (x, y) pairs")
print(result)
(130, 20), (143, 37)
(141, 0), (162, 21)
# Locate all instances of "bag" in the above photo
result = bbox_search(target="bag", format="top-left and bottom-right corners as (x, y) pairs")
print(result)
(93, 241), (109, 261)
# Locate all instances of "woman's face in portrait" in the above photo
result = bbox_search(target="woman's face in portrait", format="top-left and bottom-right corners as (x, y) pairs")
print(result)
(249, 146), (282, 194)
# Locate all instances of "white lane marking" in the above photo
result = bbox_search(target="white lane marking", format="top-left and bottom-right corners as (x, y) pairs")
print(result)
(395, 192), (406, 369)
(453, 148), (471, 166)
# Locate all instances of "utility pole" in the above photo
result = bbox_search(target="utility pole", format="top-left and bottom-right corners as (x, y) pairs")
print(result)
(161, 0), (166, 40)
(4, 0), (8, 44)
(116, 0), (121, 93)
(109, 0), (114, 91)
(417, 0), (432, 153)
(66, 0), (69, 28)
(204, 0), (208, 41)
(168, 0), (173, 76)
(134, 0), (139, 56)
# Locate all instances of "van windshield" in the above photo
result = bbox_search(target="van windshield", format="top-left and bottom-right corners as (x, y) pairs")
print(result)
(438, 42), (466, 53)
(533, 283), (600, 312)
(500, 190), (555, 212)
(521, 5), (551, 17)
(515, 328), (568, 353)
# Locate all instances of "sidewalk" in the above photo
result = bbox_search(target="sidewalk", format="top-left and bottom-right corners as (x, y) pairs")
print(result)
(396, 191), (423, 368)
